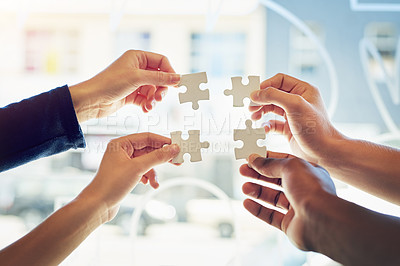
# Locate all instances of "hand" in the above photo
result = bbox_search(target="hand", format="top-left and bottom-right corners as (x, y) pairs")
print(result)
(79, 132), (180, 222)
(69, 50), (181, 121)
(240, 152), (336, 250)
(249, 73), (342, 165)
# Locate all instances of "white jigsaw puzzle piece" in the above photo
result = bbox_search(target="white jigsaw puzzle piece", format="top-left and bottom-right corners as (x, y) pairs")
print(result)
(224, 76), (260, 107)
(233, 119), (266, 160)
(178, 72), (210, 110)
(170, 130), (210, 163)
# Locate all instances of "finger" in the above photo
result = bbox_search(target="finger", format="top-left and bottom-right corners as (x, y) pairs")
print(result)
(141, 176), (148, 184)
(266, 150), (295, 159)
(143, 51), (176, 73)
(121, 132), (171, 150)
(243, 199), (284, 230)
(139, 85), (157, 100)
(260, 73), (305, 92)
(133, 146), (158, 158)
(251, 105), (285, 121)
(263, 120), (293, 142)
(247, 154), (286, 179)
(249, 105), (262, 112)
(243, 182), (290, 210)
(239, 164), (282, 187)
(144, 168), (159, 189)
(263, 120), (285, 134)
(126, 91), (147, 107)
(134, 144), (180, 174)
(136, 85), (156, 111)
(155, 86), (168, 101)
(169, 160), (182, 166)
(250, 87), (308, 115)
(145, 99), (156, 112)
(142, 104), (148, 113)
(136, 69), (181, 87)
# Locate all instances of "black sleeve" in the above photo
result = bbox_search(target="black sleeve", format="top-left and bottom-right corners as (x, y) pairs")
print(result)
(0, 85), (86, 172)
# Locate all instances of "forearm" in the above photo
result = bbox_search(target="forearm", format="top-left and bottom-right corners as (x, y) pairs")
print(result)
(0, 194), (107, 266)
(306, 193), (400, 265)
(322, 136), (400, 205)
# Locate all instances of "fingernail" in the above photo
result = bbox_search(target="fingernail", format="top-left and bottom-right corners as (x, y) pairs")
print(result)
(249, 190), (258, 198)
(171, 74), (181, 84)
(250, 91), (260, 100)
(247, 154), (258, 163)
(169, 144), (180, 154)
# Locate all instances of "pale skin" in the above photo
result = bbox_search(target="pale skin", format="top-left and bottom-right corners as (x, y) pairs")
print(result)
(0, 133), (180, 265)
(69, 49), (181, 120)
(241, 73), (400, 264)
(0, 50), (181, 265)
(70, 49), (181, 186)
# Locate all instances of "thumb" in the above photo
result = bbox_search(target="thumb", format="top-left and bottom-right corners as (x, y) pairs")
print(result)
(250, 87), (307, 114)
(134, 144), (180, 175)
(137, 69), (181, 86)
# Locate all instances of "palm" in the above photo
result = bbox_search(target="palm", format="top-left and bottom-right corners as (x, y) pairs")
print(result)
(282, 208), (308, 250)
(282, 121), (319, 164)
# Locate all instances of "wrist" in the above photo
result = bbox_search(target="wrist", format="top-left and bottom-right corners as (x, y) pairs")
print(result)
(301, 191), (342, 252)
(318, 129), (349, 170)
(69, 80), (100, 122)
(74, 188), (110, 225)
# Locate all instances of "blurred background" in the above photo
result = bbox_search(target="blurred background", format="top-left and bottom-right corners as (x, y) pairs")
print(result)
(0, 0), (399, 265)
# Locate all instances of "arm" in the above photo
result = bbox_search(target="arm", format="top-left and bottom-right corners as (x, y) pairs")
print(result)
(322, 137), (400, 205)
(250, 73), (400, 205)
(0, 85), (85, 172)
(0, 133), (180, 265)
(0, 50), (180, 172)
(69, 50), (180, 121)
(241, 152), (400, 265)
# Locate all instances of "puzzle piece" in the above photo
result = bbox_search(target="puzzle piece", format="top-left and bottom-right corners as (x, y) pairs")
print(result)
(170, 130), (210, 163)
(177, 72), (210, 110)
(224, 76), (260, 107)
(233, 119), (266, 160)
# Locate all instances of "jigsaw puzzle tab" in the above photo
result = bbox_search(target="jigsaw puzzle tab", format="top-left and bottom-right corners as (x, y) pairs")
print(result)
(224, 76), (260, 107)
(170, 130), (210, 163)
(177, 72), (210, 110)
(233, 119), (266, 160)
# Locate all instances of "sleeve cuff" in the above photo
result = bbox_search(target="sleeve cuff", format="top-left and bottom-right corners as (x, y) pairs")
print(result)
(56, 85), (86, 149)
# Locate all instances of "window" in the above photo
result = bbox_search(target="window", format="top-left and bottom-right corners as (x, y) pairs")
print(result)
(364, 22), (397, 81)
(191, 32), (246, 77)
(114, 31), (151, 57)
(25, 29), (79, 74)
(289, 22), (324, 77)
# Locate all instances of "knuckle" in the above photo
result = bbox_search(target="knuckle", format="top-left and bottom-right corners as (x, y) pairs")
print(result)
(260, 87), (274, 100)
(106, 139), (120, 152)
(289, 94), (306, 111)
(123, 49), (136, 57)
(154, 149), (166, 161)
(285, 157), (306, 169)
(157, 70), (165, 83)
